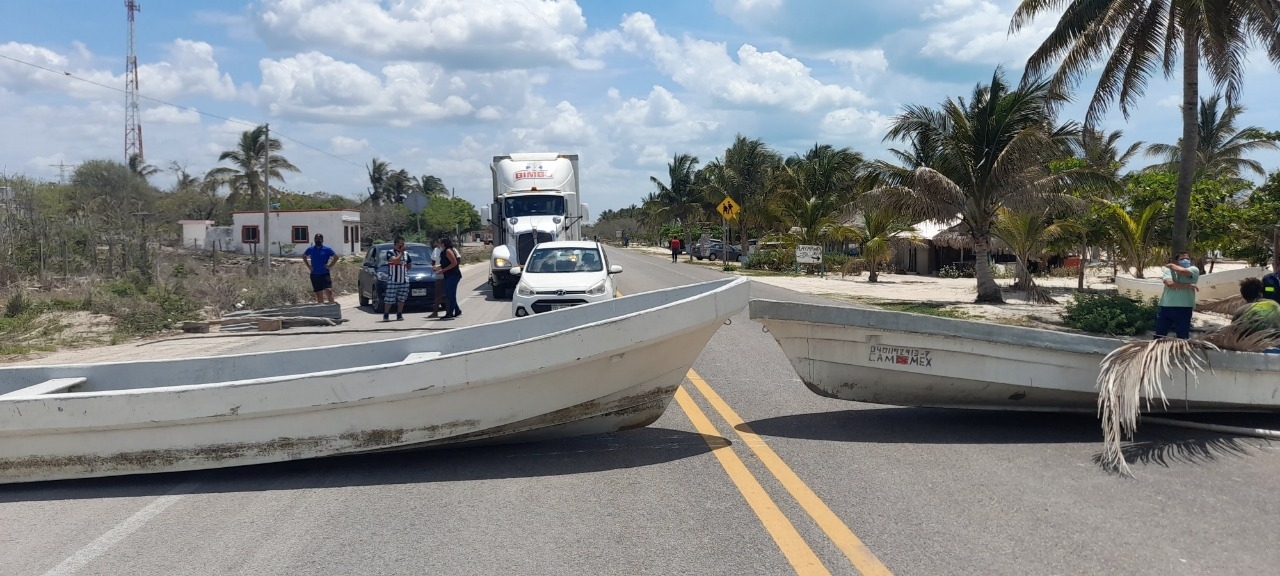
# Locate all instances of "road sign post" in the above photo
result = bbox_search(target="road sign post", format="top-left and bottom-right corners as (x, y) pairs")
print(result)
(716, 197), (740, 263)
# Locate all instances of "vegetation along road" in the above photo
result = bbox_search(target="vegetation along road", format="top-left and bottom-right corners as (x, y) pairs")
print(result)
(3, 246), (1278, 576)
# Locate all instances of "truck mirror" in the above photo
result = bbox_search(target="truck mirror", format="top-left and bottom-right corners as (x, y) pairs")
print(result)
(510, 266), (522, 275)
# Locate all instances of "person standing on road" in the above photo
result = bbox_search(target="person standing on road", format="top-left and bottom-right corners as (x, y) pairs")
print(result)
(435, 237), (463, 319)
(382, 237), (412, 321)
(302, 233), (338, 304)
(1154, 251), (1200, 339)
(427, 236), (446, 318)
(669, 237), (681, 263)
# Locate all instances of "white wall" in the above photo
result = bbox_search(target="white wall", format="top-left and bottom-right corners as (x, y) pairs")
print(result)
(178, 220), (214, 249)
(231, 210), (362, 257)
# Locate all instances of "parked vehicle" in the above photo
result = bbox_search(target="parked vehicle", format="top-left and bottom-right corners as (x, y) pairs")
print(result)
(692, 242), (742, 262)
(357, 242), (438, 311)
(510, 241), (621, 317)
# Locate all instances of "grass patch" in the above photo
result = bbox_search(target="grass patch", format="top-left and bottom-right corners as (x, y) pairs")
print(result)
(869, 301), (974, 319)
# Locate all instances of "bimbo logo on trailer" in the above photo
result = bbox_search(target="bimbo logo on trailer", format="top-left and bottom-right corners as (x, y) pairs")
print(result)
(514, 163), (553, 180)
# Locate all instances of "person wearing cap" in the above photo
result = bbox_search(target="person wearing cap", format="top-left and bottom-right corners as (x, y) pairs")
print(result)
(302, 233), (338, 303)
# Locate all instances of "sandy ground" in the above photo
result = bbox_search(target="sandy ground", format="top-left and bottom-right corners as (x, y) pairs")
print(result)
(627, 244), (1247, 332)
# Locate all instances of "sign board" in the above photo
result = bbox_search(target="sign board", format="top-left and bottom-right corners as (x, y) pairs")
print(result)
(404, 191), (430, 215)
(796, 245), (822, 264)
(615, 230), (623, 239)
(716, 197), (740, 220)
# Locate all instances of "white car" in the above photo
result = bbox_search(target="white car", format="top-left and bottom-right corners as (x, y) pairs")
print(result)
(511, 241), (621, 317)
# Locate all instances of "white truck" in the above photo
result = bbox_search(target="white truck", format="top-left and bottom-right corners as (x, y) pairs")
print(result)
(481, 153), (589, 299)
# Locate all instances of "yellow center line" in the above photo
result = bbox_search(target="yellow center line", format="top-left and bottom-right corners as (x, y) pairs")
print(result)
(686, 370), (894, 576)
(673, 387), (831, 576)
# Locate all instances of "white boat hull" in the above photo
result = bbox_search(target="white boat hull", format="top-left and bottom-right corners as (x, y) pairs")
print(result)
(0, 279), (749, 484)
(750, 299), (1280, 413)
(1115, 266), (1266, 302)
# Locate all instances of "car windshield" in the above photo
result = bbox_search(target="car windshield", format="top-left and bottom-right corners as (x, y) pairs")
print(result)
(504, 195), (565, 217)
(376, 246), (431, 265)
(525, 247), (603, 273)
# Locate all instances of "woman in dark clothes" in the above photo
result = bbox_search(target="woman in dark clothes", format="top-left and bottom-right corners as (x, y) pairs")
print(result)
(434, 237), (464, 319)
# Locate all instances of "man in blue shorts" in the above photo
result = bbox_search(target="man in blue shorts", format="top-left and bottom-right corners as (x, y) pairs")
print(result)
(302, 233), (338, 303)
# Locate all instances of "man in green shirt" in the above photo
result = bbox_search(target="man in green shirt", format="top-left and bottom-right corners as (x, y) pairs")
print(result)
(1232, 277), (1280, 334)
(1154, 252), (1199, 339)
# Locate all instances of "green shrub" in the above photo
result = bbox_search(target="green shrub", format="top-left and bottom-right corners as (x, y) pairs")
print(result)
(937, 264), (973, 279)
(745, 249), (795, 272)
(823, 252), (850, 270)
(4, 291), (30, 318)
(1062, 292), (1158, 336)
(722, 263), (738, 272)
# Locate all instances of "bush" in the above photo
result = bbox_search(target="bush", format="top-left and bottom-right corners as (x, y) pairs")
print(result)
(4, 291), (30, 318)
(937, 264), (972, 279)
(722, 263), (738, 272)
(745, 249), (795, 272)
(1062, 292), (1159, 336)
(823, 252), (851, 271)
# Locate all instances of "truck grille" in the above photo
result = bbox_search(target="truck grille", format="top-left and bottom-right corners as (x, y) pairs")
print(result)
(516, 231), (555, 265)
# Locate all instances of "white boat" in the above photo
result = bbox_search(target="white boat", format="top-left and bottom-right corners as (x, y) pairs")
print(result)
(1115, 266), (1266, 302)
(0, 278), (749, 484)
(749, 299), (1280, 412)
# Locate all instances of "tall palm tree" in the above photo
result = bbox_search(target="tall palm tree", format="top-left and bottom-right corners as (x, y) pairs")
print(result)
(207, 124), (299, 210)
(699, 136), (782, 254)
(1144, 94), (1280, 179)
(1064, 127), (1142, 288)
(366, 158), (391, 206)
(385, 169), (412, 204)
(416, 174), (449, 196)
(1011, 0), (1280, 255)
(770, 188), (851, 246)
(991, 207), (1085, 302)
(650, 153), (702, 228)
(847, 207), (920, 282)
(869, 68), (1078, 303)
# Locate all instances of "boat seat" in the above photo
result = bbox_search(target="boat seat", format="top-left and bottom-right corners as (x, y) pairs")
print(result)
(0, 377), (87, 399)
(403, 352), (441, 363)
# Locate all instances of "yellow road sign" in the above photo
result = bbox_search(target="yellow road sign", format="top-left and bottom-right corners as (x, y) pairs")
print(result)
(716, 197), (740, 220)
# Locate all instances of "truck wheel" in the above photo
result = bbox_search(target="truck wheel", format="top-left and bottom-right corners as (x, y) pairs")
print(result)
(492, 284), (507, 299)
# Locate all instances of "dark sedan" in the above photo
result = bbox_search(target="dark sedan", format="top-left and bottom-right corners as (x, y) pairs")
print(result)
(357, 242), (440, 312)
(692, 242), (742, 262)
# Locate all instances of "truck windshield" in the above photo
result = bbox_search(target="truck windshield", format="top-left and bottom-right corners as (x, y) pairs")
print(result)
(504, 195), (565, 217)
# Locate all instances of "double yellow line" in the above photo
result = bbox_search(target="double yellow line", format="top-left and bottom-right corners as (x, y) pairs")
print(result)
(676, 370), (893, 576)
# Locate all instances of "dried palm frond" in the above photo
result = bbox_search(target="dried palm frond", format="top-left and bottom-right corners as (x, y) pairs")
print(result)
(1096, 338), (1215, 477)
(1027, 284), (1057, 305)
(1198, 323), (1280, 352)
(1198, 295), (1247, 317)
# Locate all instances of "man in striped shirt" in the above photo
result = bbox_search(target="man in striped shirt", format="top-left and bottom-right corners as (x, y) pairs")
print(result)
(383, 237), (412, 321)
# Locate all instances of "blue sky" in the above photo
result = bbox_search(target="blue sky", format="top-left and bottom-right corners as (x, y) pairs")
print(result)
(2, 0), (1278, 218)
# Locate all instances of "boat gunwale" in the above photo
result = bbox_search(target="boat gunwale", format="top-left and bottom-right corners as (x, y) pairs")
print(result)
(1, 278), (749, 401)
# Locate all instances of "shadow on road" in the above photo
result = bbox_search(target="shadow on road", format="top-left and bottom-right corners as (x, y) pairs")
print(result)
(0, 428), (719, 503)
(741, 408), (1104, 444)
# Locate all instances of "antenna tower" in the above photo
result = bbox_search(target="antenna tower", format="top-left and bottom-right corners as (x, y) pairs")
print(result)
(124, 0), (143, 162)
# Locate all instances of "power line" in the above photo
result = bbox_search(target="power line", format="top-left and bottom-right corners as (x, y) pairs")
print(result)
(0, 52), (367, 170)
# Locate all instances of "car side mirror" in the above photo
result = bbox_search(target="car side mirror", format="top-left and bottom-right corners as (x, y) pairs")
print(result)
(510, 266), (522, 275)
(608, 265), (623, 275)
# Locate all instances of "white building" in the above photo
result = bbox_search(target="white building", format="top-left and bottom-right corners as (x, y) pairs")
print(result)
(179, 220), (215, 249)
(229, 209), (363, 257)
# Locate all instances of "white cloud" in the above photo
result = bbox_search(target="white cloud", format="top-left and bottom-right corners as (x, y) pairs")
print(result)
(712, 0), (784, 28)
(918, 0), (1055, 64)
(328, 136), (369, 155)
(613, 12), (869, 112)
(255, 0), (600, 70)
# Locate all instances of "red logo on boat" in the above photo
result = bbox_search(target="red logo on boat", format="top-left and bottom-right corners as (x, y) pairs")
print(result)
(896, 355), (908, 365)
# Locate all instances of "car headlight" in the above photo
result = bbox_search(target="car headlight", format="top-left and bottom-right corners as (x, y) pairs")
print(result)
(376, 271), (389, 281)
(493, 258), (511, 268)
(516, 283), (535, 297)
(586, 280), (608, 296)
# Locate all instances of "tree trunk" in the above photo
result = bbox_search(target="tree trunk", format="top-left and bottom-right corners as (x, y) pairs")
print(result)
(1076, 239), (1087, 290)
(973, 235), (1004, 303)
(1172, 28), (1199, 255)
(868, 262), (879, 283)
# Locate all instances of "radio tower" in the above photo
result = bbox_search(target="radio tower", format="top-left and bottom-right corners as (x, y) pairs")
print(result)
(124, 0), (143, 163)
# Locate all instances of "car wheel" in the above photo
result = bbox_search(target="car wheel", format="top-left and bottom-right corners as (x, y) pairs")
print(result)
(358, 285), (369, 307)
(372, 290), (384, 313)
(708, 253), (718, 261)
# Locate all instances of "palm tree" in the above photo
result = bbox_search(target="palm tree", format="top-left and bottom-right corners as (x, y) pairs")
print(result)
(385, 169), (413, 204)
(771, 188), (851, 246)
(991, 208), (1085, 303)
(869, 68), (1077, 303)
(650, 153), (702, 226)
(1065, 127), (1142, 288)
(127, 153), (159, 181)
(1104, 201), (1166, 279)
(847, 207), (920, 282)
(207, 124), (299, 210)
(1011, 0), (1280, 255)
(1144, 94), (1280, 180)
(699, 136), (782, 254)
(416, 174), (449, 196)
(366, 158), (391, 206)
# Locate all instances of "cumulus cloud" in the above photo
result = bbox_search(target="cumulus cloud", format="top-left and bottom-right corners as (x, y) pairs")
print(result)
(329, 135), (369, 155)
(611, 12), (869, 112)
(918, 0), (1055, 65)
(254, 0), (600, 70)
(0, 39), (237, 102)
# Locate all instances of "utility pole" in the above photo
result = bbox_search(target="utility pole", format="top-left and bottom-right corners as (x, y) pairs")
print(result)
(262, 123), (271, 274)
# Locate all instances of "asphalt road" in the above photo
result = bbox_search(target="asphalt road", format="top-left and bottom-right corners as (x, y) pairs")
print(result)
(4, 247), (1280, 575)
